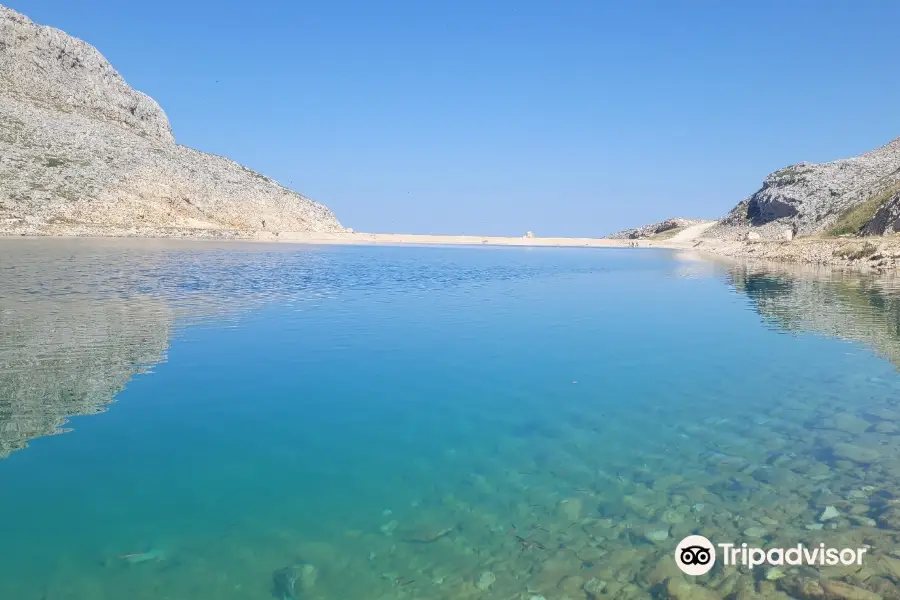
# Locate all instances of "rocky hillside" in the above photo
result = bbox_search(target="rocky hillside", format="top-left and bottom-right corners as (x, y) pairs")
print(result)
(707, 136), (900, 240)
(0, 5), (343, 236)
(606, 217), (707, 240)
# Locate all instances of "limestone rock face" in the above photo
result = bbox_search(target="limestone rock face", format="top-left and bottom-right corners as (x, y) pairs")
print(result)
(0, 5), (343, 236)
(708, 137), (900, 240)
(0, 6), (172, 142)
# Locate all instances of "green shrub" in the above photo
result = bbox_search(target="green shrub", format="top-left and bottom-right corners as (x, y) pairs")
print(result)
(827, 181), (900, 236)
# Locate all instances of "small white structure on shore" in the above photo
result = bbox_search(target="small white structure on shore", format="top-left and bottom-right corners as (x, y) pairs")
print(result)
(746, 231), (761, 241)
(782, 228), (794, 241)
(524, 231), (535, 239)
(346, 227), (355, 234)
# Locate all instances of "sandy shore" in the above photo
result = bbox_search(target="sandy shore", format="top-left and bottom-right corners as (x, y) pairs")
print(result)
(260, 230), (701, 249)
(5, 222), (898, 271)
(0, 226), (705, 250)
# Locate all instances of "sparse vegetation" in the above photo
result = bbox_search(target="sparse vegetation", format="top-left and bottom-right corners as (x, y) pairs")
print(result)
(42, 156), (68, 168)
(649, 226), (686, 240)
(771, 165), (813, 185)
(827, 181), (900, 236)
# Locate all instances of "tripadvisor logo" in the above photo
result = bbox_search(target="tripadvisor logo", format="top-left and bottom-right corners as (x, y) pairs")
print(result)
(675, 535), (868, 576)
(675, 535), (716, 576)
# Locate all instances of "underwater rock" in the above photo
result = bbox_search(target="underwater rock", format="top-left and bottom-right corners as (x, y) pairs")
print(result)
(557, 574), (586, 597)
(752, 467), (797, 486)
(820, 579), (881, 600)
(660, 508), (686, 525)
(646, 555), (684, 586)
(822, 414), (871, 435)
(848, 515), (876, 527)
(399, 522), (455, 543)
(475, 571), (496, 591)
(380, 520), (399, 536)
(583, 577), (607, 599)
(777, 576), (825, 599)
(644, 528), (670, 543)
(831, 443), (881, 464)
(865, 407), (900, 421)
(876, 505), (900, 530)
(119, 549), (166, 565)
(779, 576), (881, 600)
(819, 506), (840, 521)
(557, 497), (583, 521)
(742, 526), (768, 539)
(299, 564), (317, 591)
(664, 577), (721, 600)
(873, 422), (899, 434)
(272, 563), (317, 599)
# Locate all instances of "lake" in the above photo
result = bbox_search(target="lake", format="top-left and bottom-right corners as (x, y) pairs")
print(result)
(2, 238), (900, 600)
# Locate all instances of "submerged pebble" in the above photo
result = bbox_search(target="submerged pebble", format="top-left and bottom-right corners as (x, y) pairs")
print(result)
(271, 563), (317, 599)
(476, 571), (496, 591)
(380, 520), (399, 536)
(120, 549), (166, 565)
(644, 529), (669, 543)
(742, 526), (768, 539)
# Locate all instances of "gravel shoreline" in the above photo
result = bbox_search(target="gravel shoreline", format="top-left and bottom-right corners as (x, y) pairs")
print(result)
(696, 237), (900, 271)
(3, 223), (900, 271)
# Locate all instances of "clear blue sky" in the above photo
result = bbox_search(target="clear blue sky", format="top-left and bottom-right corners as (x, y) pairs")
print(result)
(11, 1), (900, 236)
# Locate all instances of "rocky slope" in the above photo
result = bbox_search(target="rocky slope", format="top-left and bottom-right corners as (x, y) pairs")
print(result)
(606, 217), (707, 240)
(707, 136), (900, 240)
(0, 5), (343, 236)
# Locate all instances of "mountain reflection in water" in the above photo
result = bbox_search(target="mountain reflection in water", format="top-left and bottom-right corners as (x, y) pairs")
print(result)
(4, 240), (900, 460)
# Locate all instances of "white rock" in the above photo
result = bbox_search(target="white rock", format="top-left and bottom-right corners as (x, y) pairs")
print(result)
(380, 520), (399, 535)
(819, 506), (840, 521)
(743, 526), (768, 539)
(476, 571), (496, 591)
(645, 529), (669, 543)
(299, 564), (317, 591)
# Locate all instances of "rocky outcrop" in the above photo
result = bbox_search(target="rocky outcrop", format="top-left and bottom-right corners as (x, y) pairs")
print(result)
(0, 5), (343, 236)
(859, 189), (900, 236)
(707, 136), (900, 240)
(606, 217), (706, 240)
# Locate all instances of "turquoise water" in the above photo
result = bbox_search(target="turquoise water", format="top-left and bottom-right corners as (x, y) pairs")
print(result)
(3, 239), (900, 599)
